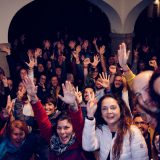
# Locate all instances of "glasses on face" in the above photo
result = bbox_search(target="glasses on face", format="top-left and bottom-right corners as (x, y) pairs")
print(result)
(134, 121), (147, 125)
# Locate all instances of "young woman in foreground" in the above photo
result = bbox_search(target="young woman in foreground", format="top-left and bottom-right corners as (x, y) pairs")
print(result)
(82, 94), (149, 160)
(23, 77), (87, 160)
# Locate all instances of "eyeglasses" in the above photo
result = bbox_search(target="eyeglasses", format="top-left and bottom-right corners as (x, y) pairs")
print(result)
(134, 121), (147, 125)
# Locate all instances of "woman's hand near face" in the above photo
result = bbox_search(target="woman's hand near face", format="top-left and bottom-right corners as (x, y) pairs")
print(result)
(86, 92), (98, 118)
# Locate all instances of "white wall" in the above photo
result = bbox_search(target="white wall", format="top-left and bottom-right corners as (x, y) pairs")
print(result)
(0, 0), (33, 43)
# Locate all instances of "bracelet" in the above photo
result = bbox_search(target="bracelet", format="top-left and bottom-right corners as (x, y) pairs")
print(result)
(86, 116), (94, 120)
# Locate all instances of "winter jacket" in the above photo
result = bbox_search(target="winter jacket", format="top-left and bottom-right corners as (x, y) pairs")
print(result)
(32, 101), (87, 160)
(82, 118), (149, 160)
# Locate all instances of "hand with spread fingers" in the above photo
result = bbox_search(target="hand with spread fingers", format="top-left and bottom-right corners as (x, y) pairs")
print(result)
(118, 43), (130, 68)
(97, 72), (110, 89)
(86, 92), (97, 118)
(23, 76), (38, 103)
(58, 81), (78, 111)
(83, 58), (90, 68)
(25, 58), (35, 69)
(92, 38), (97, 46)
(6, 96), (13, 115)
(91, 55), (100, 68)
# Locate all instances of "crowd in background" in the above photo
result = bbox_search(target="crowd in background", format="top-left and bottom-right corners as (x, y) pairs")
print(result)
(0, 33), (160, 160)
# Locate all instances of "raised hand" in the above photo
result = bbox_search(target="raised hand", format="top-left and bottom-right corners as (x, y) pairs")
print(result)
(97, 72), (110, 89)
(86, 92), (97, 118)
(91, 55), (100, 68)
(92, 38), (97, 45)
(75, 86), (82, 104)
(58, 81), (78, 111)
(2, 96), (13, 118)
(99, 45), (105, 56)
(149, 60), (158, 70)
(117, 43), (130, 68)
(23, 76), (38, 103)
(83, 58), (91, 68)
(25, 58), (35, 69)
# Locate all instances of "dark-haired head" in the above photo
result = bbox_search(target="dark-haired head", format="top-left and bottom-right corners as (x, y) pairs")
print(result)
(95, 94), (132, 160)
(96, 94), (132, 127)
(55, 112), (74, 144)
(83, 86), (95, 103)
(7, 120), (28, 147)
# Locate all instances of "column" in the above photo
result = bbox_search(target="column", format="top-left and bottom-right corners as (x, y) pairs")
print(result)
(0, 43), (10, 77)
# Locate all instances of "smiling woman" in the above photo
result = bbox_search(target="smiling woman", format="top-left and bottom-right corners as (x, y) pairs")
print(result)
(82, 94), (149, 160)
(23, 77), (88, 160)
(0, 120), (29, 159)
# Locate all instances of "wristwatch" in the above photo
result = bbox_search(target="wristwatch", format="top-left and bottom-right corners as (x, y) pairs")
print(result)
(86, 116), (94, 120)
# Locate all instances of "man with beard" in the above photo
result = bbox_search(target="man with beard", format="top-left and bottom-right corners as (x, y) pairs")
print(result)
(118, 42), (160, 158)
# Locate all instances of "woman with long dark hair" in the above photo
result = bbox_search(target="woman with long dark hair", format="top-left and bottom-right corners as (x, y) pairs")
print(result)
(82, 94), (149, 160)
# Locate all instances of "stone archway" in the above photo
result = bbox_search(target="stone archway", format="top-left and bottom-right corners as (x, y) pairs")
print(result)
(0, 0), (33, 43)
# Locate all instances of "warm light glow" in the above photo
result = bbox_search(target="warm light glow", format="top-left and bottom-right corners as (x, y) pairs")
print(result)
(154, 0), (160, 16)
(154, 0), (159, 5)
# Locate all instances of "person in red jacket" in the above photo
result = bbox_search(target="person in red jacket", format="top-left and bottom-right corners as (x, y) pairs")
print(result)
(23, 77), (87, 160)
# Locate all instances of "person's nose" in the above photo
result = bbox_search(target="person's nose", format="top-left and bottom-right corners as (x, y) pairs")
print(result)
(59, 129), (65, 135)
(107, 108), (112, 114)
(141, 91), (149, 103)
(137, 123), (142, 128)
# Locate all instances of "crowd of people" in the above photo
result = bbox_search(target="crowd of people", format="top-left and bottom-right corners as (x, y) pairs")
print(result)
(0, 33), (160, 160)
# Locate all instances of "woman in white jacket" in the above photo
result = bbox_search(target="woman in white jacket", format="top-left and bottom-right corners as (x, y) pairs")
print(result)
(82, 94), (149, 160)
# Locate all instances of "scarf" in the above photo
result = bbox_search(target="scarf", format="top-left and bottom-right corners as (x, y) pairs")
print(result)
(50, 134), (76, 155)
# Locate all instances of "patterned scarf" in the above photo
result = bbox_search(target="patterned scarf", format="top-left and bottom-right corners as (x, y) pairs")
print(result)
(50, 134), (76, 155)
